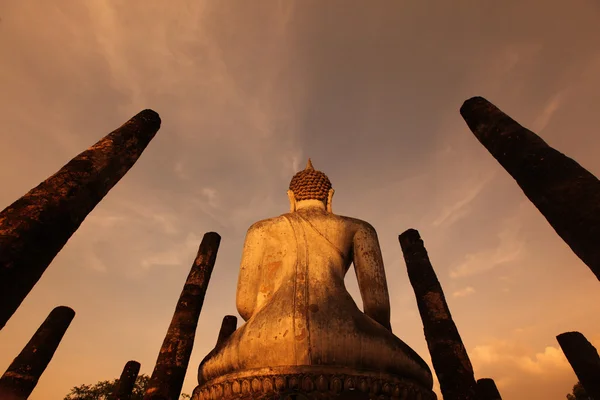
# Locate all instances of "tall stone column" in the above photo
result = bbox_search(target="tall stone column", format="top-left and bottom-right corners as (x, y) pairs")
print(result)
(0, 109), (162, 329)
(399, 229), (477, 400)
(0, 306), (75, 400)
(476, 378), (502, 400)
(215, 315), (237, 347)
(197, 315), (238, 386)
(112, 361), (141, 400)
(557, 331), (600, 399)
(460, 96), (600, 281)
(144, 232), (221, 400)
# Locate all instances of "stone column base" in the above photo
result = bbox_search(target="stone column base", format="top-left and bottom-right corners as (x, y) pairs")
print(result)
(193, 366), (436, 400)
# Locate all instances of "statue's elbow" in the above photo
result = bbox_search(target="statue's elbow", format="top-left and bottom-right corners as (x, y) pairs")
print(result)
(236, 298), (254, 321)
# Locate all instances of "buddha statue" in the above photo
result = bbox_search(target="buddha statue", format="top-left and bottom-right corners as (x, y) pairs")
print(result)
(194, 160), (435, 400)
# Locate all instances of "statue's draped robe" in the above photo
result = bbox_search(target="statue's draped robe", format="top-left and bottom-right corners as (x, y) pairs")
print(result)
(198, 212), (432, 388)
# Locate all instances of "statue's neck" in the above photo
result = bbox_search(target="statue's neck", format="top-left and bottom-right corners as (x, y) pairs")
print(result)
(295, 199), (326, 211)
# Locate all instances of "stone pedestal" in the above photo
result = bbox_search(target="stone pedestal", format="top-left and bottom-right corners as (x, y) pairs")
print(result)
(193, 366), (436, 400)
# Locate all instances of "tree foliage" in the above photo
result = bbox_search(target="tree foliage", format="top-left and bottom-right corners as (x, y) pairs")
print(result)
(567, 382), (591, 400)
(64, 374), (190, 400)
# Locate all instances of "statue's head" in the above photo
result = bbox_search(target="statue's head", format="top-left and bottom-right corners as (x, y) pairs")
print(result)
(287, 159), (334, 212)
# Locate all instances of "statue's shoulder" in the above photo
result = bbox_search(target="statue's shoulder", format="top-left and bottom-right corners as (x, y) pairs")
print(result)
(246, 215), (289, 233)
(333, 215), (378, 235)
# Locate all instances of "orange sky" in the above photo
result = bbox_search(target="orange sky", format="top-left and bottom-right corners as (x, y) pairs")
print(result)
(1, 2), (600, 399)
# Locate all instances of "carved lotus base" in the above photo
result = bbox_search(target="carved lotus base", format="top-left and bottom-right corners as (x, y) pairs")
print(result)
(193, 366), (436, 400)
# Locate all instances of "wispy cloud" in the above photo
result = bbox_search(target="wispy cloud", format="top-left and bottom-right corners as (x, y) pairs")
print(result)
(471, 340), (571, 384)
(201, 187), (219, 208)
(453, 286), (476, 298)
(85, 214), (129, 229)
(174, 161), (189, 181)
(140, 232), (202, 270)
(531, 91), (565, 133)
(432, 172), (496, 227)
(86, 248), (109, 273)
(450, 211), (524, 278)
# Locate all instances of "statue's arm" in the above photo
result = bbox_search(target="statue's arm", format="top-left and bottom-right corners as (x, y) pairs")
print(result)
(353, 222), (392, 331)
(236, 225), (263, 321)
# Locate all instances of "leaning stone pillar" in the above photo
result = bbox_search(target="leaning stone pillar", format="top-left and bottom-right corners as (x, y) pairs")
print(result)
(0, 306), (75, 400)
(476, 378), (502, 400)
(0, 110), (162, 329)
(144, 232), (221, 400)
(556, 331), (600, 399)
(460, 96), (600, 281)
(399, 229), (477, 400)
(112, 361), (141, 400)
(194, 315), (237, 400)
(197, 315), (237, 379)
(215, 315), (237, 347)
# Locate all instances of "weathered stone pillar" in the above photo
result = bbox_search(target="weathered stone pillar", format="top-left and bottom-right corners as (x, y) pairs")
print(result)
(557, 331), (600, 399)
(0, 306), (75, 400)
(144, 232), (221, 400)
(0, 110), (162, 330)
(112, 361), (141, 400)
(399, 229), (477, 400)
(460, 96), (600, 281)
(215, 315), (237, 347)
(476, 378), (502, 400)
(197, 315), (238, 385)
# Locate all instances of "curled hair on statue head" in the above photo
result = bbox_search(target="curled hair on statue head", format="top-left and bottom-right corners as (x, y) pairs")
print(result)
(289, 159), (332, 203)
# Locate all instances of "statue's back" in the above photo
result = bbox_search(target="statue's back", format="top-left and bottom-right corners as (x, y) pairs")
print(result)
(195, 160), (435, 400)
(249, 209), (359, 302)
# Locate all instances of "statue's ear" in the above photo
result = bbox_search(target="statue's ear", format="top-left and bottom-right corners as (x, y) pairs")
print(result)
(327, 188), (335, 213)
(287, 190), (296, 212)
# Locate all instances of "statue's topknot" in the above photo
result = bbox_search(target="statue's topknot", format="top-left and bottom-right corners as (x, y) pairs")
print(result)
(289, 159), (332, 202)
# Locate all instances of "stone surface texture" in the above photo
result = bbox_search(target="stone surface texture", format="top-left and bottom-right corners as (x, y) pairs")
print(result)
(460, 96), (600, 281)
(144, 232), (221, 400)
(194, 161), (434, 399)
(399, 229), (477, 400)
(0, 109), (161, 330)
(0, 306), (75, 400)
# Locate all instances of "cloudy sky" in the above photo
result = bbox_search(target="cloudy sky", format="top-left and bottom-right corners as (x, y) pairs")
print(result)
(1, 1), (600, 399)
